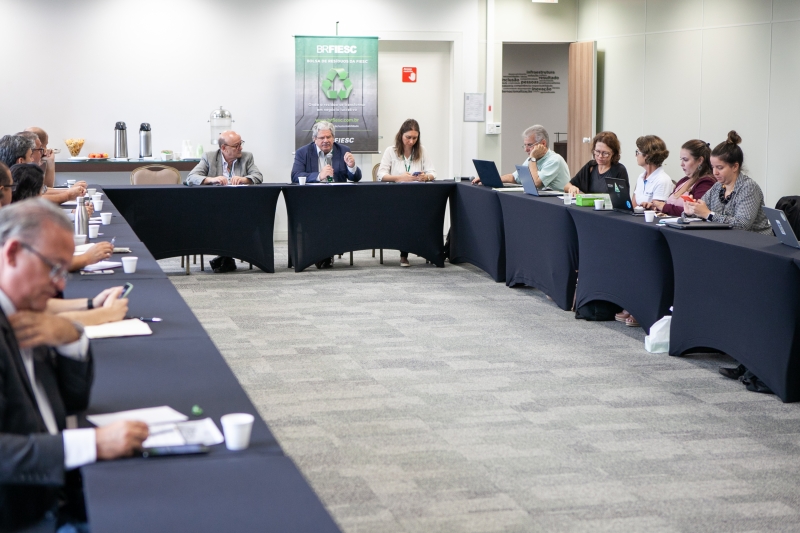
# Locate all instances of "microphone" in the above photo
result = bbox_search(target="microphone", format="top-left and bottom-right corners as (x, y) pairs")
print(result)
(324, 153), (333, 182)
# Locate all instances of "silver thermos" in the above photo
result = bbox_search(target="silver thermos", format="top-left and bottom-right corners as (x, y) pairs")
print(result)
(75, 197), (89, 236)
(114, 122), (128, 159)
(139, 123), (152, 158)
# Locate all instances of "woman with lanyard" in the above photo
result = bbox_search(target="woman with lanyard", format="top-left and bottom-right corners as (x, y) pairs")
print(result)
(376, 119), (437, 267)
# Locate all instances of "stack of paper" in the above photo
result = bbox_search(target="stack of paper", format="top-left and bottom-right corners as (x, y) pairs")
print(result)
(82, 261), (122, 271)
(86, 406), (224, 448)
(84, 318), (152, 339)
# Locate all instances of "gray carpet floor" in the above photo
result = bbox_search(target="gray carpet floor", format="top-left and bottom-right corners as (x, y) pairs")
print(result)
(160, 247), (800, 533)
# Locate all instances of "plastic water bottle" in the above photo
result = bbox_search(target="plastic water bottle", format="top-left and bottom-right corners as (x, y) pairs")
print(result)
(75, 196), (89, 236)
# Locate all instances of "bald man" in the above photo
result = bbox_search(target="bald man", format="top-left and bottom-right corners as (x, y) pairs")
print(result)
(185, 130), (263, 186)
(185, 131), (263, 272)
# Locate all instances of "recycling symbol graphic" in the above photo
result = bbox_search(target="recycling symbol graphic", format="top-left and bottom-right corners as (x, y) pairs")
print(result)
(321, 68), (353, 100)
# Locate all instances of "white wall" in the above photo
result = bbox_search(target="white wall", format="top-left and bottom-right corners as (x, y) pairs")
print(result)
(579, 0), (800, 205)
(0, 0), (484, 239)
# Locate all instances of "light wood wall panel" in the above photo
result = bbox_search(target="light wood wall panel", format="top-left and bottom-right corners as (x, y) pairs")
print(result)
(568, 41), (596, 173)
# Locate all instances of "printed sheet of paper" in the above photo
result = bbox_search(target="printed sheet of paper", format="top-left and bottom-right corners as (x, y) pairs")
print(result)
(87, 406), (188, 427)
(84, 319), (152, 339)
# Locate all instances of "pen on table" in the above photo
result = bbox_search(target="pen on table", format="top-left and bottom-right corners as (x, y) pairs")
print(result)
(110, 236), (116, 247)
(127, 317), (162, 322)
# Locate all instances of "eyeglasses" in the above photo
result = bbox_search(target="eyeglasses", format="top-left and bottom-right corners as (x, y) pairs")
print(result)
(20, 242), (68, 283)
(32, 148), (45, 155)
(523, 142), (542, 149)
(635, 149), (642, 156)
(223, 141), (245, 149)
(593, 150), (612, 158)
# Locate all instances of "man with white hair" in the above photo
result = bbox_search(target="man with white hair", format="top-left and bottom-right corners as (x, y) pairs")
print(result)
(472, 124), (570, 190)
(291, 121), (362, 184)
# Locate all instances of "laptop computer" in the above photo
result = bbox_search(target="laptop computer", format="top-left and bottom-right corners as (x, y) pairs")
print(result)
(763, 207), (800, 248)
(605, 177), (643, 216)
(515, 165), (564, 196)
(472, 159), (522, 189)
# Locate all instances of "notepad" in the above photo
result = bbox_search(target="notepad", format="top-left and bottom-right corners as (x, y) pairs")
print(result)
(84, 318), (152, 339)
(82, 261), (122, 271)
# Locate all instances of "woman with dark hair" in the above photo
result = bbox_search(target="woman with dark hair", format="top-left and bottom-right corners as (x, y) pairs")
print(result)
(565, 131), (628, 195)
(377, 119), (436, 183)
(377, 119), (436, 267)
(0, 163), (12, 207)
(684, 130), (771, 234)
(10, 163), (45, 202)
(631, 135), (672, 208)
(641, 139), (715, 216)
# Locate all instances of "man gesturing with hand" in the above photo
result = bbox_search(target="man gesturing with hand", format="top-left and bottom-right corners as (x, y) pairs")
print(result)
(0, 199), (148, 531)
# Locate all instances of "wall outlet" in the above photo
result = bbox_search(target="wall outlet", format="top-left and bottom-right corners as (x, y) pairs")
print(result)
(485, 122), (501, 135)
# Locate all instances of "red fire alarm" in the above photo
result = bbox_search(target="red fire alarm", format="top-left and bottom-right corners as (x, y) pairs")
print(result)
(402, 67), (417, 83)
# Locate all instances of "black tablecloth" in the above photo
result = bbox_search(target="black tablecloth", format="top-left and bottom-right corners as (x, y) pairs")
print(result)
(568, 208), (674, 333)
(449, 183), (506, 282)
(498, 193), (578, 310)
(283, 182), (452, 272)
(664, 229), (800, 402)
(83, 455), (341, 533)
(102, 185), (282, 272)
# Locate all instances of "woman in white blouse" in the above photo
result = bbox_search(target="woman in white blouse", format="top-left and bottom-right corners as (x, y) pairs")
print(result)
(377, 119), (436, 266)
(377, 119), (436, 183)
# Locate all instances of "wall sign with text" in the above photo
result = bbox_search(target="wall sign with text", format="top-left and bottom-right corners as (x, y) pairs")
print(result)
(294, 36), (379, 153)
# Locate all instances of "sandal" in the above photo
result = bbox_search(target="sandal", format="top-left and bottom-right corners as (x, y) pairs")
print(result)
(625, 316), (640, 328)
(615, 311), (631, 323)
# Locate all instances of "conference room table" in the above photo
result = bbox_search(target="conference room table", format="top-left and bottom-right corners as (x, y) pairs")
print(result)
(497, 192), (579, 311)
(448, 182), (506, 282)
(663, 227), (800, 403)
(103, 185), (283, 273)
(62, 188), (341, 532)
(569, 207), (674, 334)
(282, 181), (452, 272)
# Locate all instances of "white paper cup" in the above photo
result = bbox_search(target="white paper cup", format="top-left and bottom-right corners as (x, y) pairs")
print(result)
(644, 210), (656, 223)
(221, 413), (254, 451)
(87, 188), (97, 196)
(298, 176), (307, 185)
(634, 206), (645, 214)
(88, 224), (100, 238)
(121, 256), (138, 273)
(92, 193), (103, 201)
(563, 195), (571, 205)
(73, 234), (87, 246)
(66, 180), (76, 187)
(594, 199), (604, 210)
(100, 212), (112, 225)
(92, 199), (104, 211)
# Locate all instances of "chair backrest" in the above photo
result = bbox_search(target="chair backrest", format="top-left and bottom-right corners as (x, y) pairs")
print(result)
(372, 163), (379, 182)
(130, 165), (182, 185)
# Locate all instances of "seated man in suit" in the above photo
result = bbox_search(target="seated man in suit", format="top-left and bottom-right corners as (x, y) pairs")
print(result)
(0, 199), (148, 532)
(186, 130), (264, 273)
(291, 121), (362, 268)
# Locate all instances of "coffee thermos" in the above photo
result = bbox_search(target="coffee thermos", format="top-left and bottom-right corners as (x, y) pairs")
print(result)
(74, 197), (89, 236)
(139, 123), (152, 158)
(114, 122), (128, 159)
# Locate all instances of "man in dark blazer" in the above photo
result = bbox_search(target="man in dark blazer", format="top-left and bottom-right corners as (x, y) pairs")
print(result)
(0, 199), (148, 532)
(291, 121), (362, 184)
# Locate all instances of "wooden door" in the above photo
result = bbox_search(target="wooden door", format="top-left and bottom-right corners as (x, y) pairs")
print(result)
(567, 42), (596, 174)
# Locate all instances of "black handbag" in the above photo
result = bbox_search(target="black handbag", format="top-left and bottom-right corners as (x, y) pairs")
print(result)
(574, 300), (622, 321)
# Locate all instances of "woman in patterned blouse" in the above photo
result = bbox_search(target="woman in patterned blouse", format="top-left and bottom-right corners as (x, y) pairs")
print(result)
(683, 130), (772, 235)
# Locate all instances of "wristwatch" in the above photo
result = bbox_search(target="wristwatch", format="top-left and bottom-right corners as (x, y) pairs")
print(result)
(528, 157), (536, 163)
(707, 212), (715, 222)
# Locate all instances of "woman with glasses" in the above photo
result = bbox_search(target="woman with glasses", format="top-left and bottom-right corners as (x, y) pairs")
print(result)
(377, 119), (436, 267)
(565, 131), (628, 195)
(640, 140), (715, 217)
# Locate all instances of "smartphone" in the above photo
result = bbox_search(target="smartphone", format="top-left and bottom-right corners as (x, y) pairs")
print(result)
(120, 282), (134, 298)
(680, 194), (695, 203)
(412, 172), (422, 176)
(140, 444), (210, 458)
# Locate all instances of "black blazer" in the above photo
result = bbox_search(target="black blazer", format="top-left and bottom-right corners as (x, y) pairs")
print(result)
(291, 142), (363, 183)
(0, 308), (93, 531)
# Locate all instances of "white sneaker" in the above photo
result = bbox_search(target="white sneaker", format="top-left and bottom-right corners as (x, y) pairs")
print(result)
(400, 257), (410, 267)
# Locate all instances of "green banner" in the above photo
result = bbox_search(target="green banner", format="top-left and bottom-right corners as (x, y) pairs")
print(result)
(295, 36), (378, 153)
